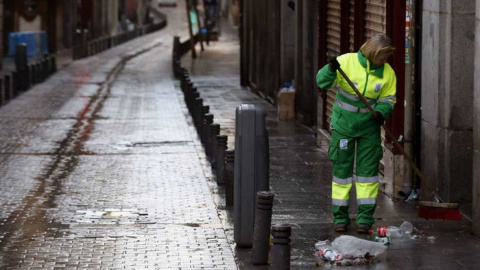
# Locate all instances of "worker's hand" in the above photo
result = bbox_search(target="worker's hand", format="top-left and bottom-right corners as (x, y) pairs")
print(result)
(328, 57), (340, 72)
(372, 112), (385, 126)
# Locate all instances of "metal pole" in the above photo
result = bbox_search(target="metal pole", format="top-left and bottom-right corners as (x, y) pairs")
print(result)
(189, 91), (200, 115)
(194, 98), (204, 130)
(271, 224), (291, 269)
(208, 124), (220, 163)
(252, 191), (275, 265)
(225, 149), (235, 206)
(216, 135), (228, 184)
(203, 114), (214, 145)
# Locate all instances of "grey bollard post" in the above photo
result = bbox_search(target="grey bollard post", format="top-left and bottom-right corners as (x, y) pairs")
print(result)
(193, 98), (204, 130)
(234, 104), (270, 247)
(15, 44), (28, 91)
(208, 124), (220, 163)
(15, 44), (27, 70)
(12, 71), (18, 96)
(34, 62), (40, 83)
(225, 149), (235, 206)
(216, 135), (228, 184)
(15, 43), (28, 72)
(27, 64), (33, 87)
(4, 74), (12, 100)
(202, 114), (213, 145)
(0, 78), (4, 105)
(198, 104), (209, 132)
(51, 56), (57, 72)
(82, 30), (88, 58)
(188, 88), (198, 112)
(181, 75), (190, 92)
(252, 191), (275, 265)
(189, 91), (199, 114)
(271, 224), (291, 269)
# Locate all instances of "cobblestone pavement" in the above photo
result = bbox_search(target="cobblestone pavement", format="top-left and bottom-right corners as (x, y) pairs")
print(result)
(0, 5), (237, 270)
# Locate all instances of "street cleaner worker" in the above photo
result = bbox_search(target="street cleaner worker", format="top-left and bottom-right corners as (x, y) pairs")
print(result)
(316, 34), (397, 233)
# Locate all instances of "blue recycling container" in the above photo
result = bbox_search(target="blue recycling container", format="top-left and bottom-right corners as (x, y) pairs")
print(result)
(8, 31), (49, 61)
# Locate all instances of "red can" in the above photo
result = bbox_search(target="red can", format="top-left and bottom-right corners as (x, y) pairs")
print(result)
(377, 226), (388, 237)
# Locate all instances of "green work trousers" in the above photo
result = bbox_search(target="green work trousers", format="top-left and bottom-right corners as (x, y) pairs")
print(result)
(328, 128), (382, 226)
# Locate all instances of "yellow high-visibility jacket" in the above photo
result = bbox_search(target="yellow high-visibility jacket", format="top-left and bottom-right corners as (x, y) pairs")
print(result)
(316, 51), (397, 136)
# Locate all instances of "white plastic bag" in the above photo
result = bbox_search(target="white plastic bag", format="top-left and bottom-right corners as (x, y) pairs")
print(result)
(331, 235), (387, 257)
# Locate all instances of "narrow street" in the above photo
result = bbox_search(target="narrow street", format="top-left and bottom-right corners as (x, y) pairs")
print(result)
(0, 6), (236, 269)
(1, 2), (480, 270)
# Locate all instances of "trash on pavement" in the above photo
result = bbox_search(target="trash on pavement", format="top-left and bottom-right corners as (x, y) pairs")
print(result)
(377, 221), (414, 238)
(332, 235), (387, 256)
(400, 221), (414, 234)
(375, 236), (391, 245)
(315, 235), (387, 267)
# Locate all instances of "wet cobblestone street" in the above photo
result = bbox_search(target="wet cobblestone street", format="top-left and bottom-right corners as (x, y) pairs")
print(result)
(0, 8), (236, 269)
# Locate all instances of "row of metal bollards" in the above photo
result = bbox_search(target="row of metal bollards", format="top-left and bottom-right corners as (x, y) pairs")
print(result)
(172, 37), (291, 269)
(0, 44), (57, 107)
(72, 20), (168, 60)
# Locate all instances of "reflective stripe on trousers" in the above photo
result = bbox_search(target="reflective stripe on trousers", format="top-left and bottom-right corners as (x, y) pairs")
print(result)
(332, 175), (379, 206)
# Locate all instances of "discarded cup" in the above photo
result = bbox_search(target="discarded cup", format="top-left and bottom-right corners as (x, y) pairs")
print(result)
(315, 240), (331, 250)
(400, 221), (413, 234)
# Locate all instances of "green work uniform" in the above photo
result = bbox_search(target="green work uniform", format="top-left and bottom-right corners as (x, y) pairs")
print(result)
(316, 51), (397, 226)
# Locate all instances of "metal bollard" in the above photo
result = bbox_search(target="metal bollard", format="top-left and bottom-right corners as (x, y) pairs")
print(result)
(252, 191), (275, 265)
(12, 71), (18, 96)
(15, 44), (28, 72)
(271, 224), (291, 269)
(4, 74), (12, 100)
(189, 91), (199, 115)
(27, 64), (34, 87)
(203, 114), (214, 145)
(225, 150), (235, 206)
(198, 105), (209, 136)
(51, 56), (57, 72)
(208, 124), (220, 164)
(216, 135), (228, 184)
(40, 59), (47, 82)
(34, 62), (41, 83)
(234, 104), (270, 247)
(181, 75), (190, 92)
(15, 44), (28, 91)
(187, 87), (198, 113)
(193, 98), (204, 130)
(0, 78), (4, 105)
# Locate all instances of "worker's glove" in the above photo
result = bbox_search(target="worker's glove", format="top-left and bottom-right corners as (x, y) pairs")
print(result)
(372, 112), (385, 126)
(328, 57), (340, 72)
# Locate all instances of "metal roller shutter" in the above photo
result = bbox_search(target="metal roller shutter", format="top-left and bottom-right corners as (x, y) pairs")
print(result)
(349, 0), (355, 52)
(325, 0), (341, 130)
(365, 0), (387, 39)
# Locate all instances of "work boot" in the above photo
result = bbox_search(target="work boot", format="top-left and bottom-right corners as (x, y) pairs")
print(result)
(334, 223), (348, 233)
(357, 223), (371, 234)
